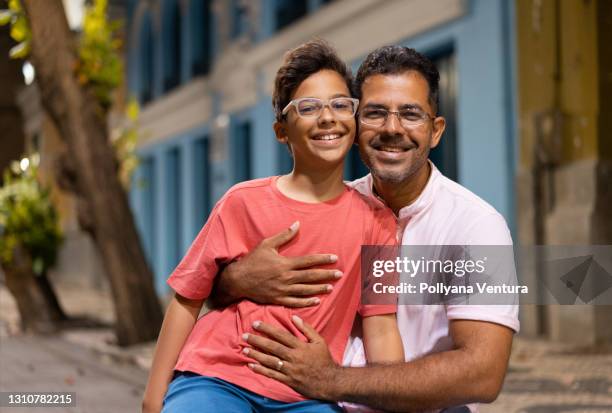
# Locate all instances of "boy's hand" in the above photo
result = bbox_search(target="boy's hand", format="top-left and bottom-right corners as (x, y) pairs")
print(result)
(210, 221), (342, 308)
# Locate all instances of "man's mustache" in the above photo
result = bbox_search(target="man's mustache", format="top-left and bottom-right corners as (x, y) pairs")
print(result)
(369, 134), (417, 150)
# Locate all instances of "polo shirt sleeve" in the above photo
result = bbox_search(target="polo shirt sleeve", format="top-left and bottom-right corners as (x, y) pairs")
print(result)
(166, 199), (234, 301)
(359, 208), (399, 318)
(445, 212), (521, 333)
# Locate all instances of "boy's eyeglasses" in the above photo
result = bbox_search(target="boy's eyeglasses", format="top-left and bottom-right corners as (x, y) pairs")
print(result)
(359, 108), (435, 129)
(282, 97), (360, 119)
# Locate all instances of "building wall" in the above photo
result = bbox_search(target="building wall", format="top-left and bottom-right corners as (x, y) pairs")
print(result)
(127, 0), (518, 295)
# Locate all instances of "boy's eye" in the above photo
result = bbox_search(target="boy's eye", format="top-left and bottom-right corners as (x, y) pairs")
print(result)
(331, 100), (352, 111)
(298, 101), (322, 114)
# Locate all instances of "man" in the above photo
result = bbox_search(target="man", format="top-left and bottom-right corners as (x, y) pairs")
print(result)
(212, 46), (519, 412)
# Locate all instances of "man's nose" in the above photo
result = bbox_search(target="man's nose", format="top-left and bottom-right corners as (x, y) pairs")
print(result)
(383, 112), (403, 135)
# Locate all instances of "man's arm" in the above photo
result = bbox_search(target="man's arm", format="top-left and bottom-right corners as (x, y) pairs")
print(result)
(210, 222), (342, 308)
(243, 317), (513, 412)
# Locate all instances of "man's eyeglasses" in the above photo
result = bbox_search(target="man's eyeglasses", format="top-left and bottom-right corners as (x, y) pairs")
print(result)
(359, 107), (435, 129)
(282, 97), (360, 119)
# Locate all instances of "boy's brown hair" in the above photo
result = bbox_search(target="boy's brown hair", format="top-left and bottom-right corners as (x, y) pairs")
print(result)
(272, 39), (353, 122)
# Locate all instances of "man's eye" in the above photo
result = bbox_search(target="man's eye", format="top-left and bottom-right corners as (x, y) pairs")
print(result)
(363, 109), (386, 118)
(400, 111), (423, 121)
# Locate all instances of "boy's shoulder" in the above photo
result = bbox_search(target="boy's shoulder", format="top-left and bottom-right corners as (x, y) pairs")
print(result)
(214, 177), (275, 211)
(225, 177), (274, 197)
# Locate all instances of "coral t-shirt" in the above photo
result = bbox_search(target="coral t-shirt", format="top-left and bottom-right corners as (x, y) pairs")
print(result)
(167, 176), (397, 402)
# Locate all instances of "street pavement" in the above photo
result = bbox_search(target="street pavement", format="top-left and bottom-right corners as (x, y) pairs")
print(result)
(0, 335), (146, 413)
(1, 284), (611, 412)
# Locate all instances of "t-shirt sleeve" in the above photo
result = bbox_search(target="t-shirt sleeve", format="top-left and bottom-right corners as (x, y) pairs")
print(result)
(446, 212), (520, 333)
(359, 208), (399, 318)
(166, 200), (233, 300)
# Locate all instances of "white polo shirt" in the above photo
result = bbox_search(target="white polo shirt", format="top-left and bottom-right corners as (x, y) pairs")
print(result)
(343, 162), (520, 412)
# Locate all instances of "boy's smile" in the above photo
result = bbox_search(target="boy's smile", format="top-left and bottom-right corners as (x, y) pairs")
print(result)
(275, 69), (355, 169)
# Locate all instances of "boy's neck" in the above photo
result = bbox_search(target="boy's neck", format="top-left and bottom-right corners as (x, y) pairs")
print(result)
(277, 162), (346, 203)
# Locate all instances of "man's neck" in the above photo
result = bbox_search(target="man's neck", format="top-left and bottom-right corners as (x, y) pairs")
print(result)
(373, 162), (432, 215)
(277, 162), (346, 203)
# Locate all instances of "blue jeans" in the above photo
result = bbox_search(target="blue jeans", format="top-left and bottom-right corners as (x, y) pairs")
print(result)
(162, 372), (343, 413)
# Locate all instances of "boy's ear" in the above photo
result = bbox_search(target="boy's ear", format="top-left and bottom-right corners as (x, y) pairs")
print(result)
(274, 121), (288, 144)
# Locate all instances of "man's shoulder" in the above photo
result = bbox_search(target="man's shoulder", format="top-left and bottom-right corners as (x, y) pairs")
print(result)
(430, 174), (511, 245)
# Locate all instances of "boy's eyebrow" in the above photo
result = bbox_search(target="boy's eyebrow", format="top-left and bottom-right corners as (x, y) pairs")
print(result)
(330, 93), (350, 98)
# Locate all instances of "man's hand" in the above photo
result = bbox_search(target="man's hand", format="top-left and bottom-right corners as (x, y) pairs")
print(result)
(210, 221), (342, 308)
(242, 315), (341, 400)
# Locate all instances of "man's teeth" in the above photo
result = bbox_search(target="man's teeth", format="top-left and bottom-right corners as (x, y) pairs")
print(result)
(313, 134), (340, 141)
(379, 146), (405, 152)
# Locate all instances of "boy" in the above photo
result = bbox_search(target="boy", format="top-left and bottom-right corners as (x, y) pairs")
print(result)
(142, 40), (403, 413)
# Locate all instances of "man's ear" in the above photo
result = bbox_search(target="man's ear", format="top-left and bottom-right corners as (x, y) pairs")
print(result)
(274, 121), (289, 144)
(430, 116), (446, 149)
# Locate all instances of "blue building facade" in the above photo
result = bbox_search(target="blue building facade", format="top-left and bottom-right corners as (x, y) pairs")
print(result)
(126, 0), (518, 294)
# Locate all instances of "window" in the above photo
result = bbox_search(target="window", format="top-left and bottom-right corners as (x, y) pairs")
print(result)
(191, 0), (212, 76)
(428, 50), (458, 181)
(232, 119), (252, 182)
(231, 0), (249, 39)
(344, 146), (369, 181)
(194, 136), (211, 227)
(163, 0), (183, 92)
(165, 147), (182, 274)
(139, 13), (154, 104)
(140, 157), (156, 267)
(275, 0), (308, 31)
(277, 144), (293, 175)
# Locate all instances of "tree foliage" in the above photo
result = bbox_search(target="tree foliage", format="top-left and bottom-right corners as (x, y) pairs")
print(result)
(0, 158), (63, 276)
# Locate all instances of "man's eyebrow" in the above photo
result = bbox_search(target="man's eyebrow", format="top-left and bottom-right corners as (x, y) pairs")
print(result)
(398, 103), (424, 111)
(362, 103), (389, 109)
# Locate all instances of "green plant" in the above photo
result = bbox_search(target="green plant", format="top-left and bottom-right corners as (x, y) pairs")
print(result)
(0, 0), (31, 58)
(77, 0), (123, 109)
(0, 158), (63, 275)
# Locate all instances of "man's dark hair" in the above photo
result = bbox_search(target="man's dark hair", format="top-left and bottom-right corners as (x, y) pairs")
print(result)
(355, 46), (440, 113)
(273, 39), (353, 122)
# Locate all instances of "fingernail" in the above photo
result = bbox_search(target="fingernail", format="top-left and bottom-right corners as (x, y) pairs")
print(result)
(329, 255), (338, 263)
(334, 271), (343, 278)
(242, 347), (250, 355)
(252, 320), (262, 329)
(326, 284), (333, 292)
(248, 363), (256, 369)
(312, 297), (320, 305)
(290, 221), (300, 231)
(292, 315), (303, 324)
(242, 333), (249, 341)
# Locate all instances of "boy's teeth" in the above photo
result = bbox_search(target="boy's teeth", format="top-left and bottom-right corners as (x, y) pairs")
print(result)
(314, 134), (339, 140)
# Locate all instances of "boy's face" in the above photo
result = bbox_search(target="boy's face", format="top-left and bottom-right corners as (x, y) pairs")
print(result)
(275, 69), (356, 170)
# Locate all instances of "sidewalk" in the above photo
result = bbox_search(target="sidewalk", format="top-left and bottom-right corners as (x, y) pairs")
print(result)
(1, 284), (611, 412)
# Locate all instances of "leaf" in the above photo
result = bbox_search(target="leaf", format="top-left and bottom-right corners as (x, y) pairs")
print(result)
(9, 40), (29, 59)
(0, 10), (14, 26)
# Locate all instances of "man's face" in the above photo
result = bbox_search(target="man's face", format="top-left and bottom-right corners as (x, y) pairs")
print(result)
(357, 71), (445, 185)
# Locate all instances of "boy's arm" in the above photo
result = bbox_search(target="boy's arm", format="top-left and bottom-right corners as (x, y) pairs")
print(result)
(362, 314), (404, 364)
(142, 294), (204, 413)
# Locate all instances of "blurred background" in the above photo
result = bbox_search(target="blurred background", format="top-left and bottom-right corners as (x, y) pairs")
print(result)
(1, 0), (611, 411)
